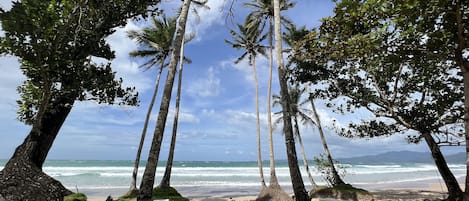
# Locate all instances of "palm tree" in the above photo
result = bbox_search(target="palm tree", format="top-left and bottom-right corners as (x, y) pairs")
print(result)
(244, 0), (294, 190)
(158, 32), (194, 189)
(225, 17), (268, 188)
(126, 14), (177, 194)
(138, 0), (192, 200)
(308, 93), (345, 186)
(283, 23), (346, 187)
(272, 85), (318, 189)
(273, 0), (309, 200)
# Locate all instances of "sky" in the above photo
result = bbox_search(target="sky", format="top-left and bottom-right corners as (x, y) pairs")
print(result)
(0, 0), (463, 161)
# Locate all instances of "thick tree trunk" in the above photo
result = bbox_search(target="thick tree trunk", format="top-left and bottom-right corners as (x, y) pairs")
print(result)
(159, 39), (186, 189)
(273, 1), (309, 200)
(252, 58), (267, 188)
(0, 94), (75, 200)
(129, 64), (165, 192)
(138, 0), (190, 200)
(310, 98), (344, 186)
(422, 132), (463, 200)
(267, 18), (280, 188)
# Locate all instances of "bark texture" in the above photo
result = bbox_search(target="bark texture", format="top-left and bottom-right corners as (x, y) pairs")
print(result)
(159, 39), (185, 189)
(0, 95), (75, 200)
(138, 0), (191, 200)
(273, 0), (309, 200)
(130, 65), (164, 192)
(422, 132), (463, 200)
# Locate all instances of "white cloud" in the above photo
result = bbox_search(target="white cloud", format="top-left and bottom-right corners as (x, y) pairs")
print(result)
(156, 108), (201, 124)
(186, 0), (226, 41)
(106, 20), (154, 94)
(186, 66), (221, 97)
(0, 56), (24, 123)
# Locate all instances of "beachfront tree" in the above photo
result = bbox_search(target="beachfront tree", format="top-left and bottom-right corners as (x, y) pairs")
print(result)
(308, 94), (345, 186)
(272, 0), (309, 200)
(225, 17), (268, 188)
(283, 24), (345, 187)
(244, 0), (294, 192)
(138, 0), (205, 200)
(159, 32), (195, 189)
(126, 14), (178, 194)
(291, 1), (466, 199)
(272, 85), (318, 189)
(0, 0), (159, 200)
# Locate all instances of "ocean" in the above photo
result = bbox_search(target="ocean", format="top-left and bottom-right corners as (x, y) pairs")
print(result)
(0, 160), (465, 198)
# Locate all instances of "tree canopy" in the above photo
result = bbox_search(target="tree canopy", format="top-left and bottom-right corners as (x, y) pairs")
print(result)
(0, 0), (162, 124)
(292, 0), (466, 144)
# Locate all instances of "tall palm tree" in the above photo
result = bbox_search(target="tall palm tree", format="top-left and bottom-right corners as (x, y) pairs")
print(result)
(158, 32), (194, 189)
(158, 0), (207, 191)
(225, 17), (268, 188)
(283, 23), (345, 187)
(138, 0), (192, 200)
(244, 0), (294, 189)
(308, 93), (345, 186)
(126, 14), (177, 194)
(273, 0), (309, 200)
(272, 85), (318, 189)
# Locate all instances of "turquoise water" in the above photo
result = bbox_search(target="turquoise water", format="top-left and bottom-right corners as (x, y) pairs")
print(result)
(0, 160), (465, 197)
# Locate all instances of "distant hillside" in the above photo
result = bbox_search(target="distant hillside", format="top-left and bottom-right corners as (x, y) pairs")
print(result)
(337, 151), (465, 164)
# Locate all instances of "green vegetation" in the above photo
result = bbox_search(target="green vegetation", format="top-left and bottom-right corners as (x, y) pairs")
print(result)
(64, 193), (87, 201)
(0, 0), (467, 200)
(116, 187), (188, 201)
(152, 187), (189, 201)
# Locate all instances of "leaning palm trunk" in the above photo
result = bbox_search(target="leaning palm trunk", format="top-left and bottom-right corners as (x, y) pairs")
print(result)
(159, 39), (186, 189)
(293, 115), (317, 188)
(138, 0), (191, 200)
(310, 97), (345, 186)
(273, 1), (309, 200)
(129, 64), (165, 192)
(253, 58), (267, 188)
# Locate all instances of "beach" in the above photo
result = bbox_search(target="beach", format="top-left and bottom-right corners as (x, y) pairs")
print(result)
(85, 184), (453, 201)
(12, 160), (460, 201)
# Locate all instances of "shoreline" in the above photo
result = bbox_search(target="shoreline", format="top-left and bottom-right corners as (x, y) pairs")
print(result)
(84, 179), (457, 201)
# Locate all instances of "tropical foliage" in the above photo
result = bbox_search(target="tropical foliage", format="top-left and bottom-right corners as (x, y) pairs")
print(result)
(291, 0), (467, 199)
(0, 0), (159, 199)
(226, 16), (268, 187)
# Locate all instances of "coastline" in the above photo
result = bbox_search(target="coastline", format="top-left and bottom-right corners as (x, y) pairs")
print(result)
(84, 178), (460, 201)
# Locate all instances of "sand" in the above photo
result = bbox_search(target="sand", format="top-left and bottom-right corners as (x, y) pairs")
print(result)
(86, 184), (452, 201)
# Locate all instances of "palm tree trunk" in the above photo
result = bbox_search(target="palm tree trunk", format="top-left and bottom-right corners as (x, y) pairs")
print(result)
(293, 115), (317, 188)
(310, 98), (344, 186)
(138, 0), (191, 200)
(267, 18), (280, 188)
(253, 58), (267, 188)
(273, 1), (309, 200)
(129, 64), (165, 192)
(159, 39), (186, 189)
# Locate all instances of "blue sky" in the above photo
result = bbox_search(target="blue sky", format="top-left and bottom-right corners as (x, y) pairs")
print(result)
(0, 0), (462, 161)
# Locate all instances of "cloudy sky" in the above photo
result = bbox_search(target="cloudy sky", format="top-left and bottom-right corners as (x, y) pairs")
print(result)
(0, 0), (462, 161)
